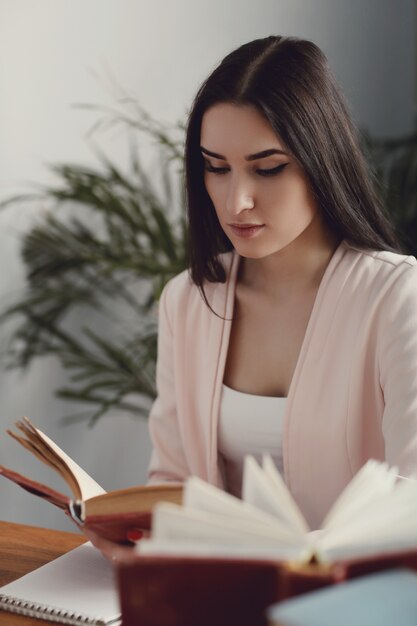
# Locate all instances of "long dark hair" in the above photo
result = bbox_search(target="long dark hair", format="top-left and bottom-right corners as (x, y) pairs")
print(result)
(185, 35), (401, 288)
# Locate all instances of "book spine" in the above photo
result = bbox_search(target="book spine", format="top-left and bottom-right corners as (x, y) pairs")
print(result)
(68, 499), (85, 524)
(275, 566), (339, 601)
(0, 594), (117, 626)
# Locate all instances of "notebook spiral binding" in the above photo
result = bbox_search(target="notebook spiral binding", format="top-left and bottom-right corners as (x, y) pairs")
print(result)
(0, 594), (111, 625)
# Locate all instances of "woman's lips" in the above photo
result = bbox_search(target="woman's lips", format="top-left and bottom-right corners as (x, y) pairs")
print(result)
(228, 223), (265, 238)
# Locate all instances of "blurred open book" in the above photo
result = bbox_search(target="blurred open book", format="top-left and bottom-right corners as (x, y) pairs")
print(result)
(138, 455), (417, 563)
(0, 417), (182, 543)
(116, 458), (417, 626)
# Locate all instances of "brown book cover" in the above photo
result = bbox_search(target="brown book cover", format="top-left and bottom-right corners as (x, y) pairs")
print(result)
(116, 549), (417, 626)
(117, 556), (284, 626)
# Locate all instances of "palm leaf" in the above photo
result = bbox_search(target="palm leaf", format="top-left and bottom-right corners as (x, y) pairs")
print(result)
(0, 101), (187, 423)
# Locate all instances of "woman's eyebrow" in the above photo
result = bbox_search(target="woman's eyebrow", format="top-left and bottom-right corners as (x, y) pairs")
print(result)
(200, 146), (289, 160)
(245, 148), (289, 161)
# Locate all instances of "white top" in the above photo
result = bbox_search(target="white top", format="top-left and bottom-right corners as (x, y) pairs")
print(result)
(218, 384), (287, 498)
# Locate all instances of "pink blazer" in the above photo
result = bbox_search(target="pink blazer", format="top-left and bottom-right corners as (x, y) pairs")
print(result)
(147, 240), (417, 528)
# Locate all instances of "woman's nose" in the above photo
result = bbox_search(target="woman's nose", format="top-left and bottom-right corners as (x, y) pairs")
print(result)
(226, 177), (255, 215)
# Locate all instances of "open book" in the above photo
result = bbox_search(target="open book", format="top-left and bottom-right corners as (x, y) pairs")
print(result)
(137, 455), (417, 563)
(0, 417), (182, 543)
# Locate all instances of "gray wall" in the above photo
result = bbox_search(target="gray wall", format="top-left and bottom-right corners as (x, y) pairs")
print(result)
(0, 0), (415, 531)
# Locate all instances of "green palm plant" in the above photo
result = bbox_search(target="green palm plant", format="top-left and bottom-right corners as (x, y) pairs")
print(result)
(1, 102), (188, 425)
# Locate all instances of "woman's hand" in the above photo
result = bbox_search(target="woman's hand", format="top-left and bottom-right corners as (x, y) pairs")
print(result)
(82, 527), (147, 564)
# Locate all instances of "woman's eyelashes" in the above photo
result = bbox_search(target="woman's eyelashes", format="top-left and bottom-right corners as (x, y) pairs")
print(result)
(204, 164), (229, 175)
(257, 163), (289, 177)
(204, 162), (289, 177)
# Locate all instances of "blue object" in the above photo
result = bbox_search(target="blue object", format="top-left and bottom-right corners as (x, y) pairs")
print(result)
(267, 568), (417, 626)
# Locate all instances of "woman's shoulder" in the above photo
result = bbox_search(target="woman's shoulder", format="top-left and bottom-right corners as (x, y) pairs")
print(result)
(160, 251), (235, 310)
(343, 241), (417, 276)
(340, 241), (417, 304)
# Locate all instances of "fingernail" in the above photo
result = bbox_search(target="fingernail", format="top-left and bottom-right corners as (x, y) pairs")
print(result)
(127, 529), (144, 542)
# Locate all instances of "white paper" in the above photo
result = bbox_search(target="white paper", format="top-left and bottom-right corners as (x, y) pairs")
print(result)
(0, 543), (120, 625)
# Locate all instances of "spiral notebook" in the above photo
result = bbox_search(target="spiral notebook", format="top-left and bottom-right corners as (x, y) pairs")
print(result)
(0, 542), (121, 625)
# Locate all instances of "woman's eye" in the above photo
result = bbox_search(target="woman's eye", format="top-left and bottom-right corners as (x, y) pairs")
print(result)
(204, 164), (229, 175)
(257, 163), (289, 177)
(204, 162), (289, 176)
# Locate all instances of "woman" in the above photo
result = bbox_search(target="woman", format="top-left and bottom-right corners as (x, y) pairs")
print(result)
(147, 35), (417, 529)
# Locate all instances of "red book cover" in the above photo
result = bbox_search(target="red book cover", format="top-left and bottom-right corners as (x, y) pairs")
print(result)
(116, 549), (417, 626)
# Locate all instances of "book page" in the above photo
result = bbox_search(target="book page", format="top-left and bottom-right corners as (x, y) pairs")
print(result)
(39, 430), (106, 501)
(85, 483), (183, 516)
(321, 460), (397, 532)
(242, 456), (309, 535)
(140, 502), (309, 561)
(184, 476), (300, 530)
(138, 538), (308, 561)
(262, 455), (310, 534)
(317, 478), (417, 561)
(150, 502), (308, 553)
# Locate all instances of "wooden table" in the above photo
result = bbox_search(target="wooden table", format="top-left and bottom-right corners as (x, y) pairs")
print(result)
(0, 520), (86, 625)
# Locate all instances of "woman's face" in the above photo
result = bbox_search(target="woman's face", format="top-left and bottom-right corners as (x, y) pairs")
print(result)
(200, 102), (320, 259)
